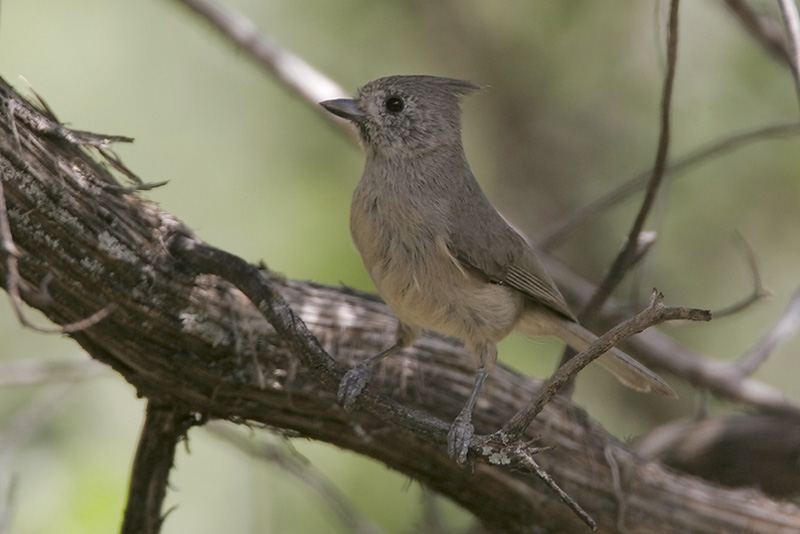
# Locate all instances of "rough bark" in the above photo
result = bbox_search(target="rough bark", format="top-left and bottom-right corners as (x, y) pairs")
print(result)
(1, 76), (799, 533)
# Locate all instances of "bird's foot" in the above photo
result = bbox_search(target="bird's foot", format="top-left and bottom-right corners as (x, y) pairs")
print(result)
(447, 411), (474, 465)
(338, 363), (371, 411)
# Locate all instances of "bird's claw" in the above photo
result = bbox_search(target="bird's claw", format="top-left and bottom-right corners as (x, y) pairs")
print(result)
(447, 413), (474, 464)
(338, 363), (371, 411)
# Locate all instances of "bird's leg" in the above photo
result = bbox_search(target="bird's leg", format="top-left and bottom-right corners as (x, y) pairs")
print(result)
(447, 365), (489, 464)
(338, 321), (418, 411)
(338, 341), (405, 410)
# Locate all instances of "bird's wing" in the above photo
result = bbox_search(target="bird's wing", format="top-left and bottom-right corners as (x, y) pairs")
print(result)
(447, 207), (577, 322)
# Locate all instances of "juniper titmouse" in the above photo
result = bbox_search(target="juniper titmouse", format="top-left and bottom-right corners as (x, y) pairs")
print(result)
(321, 75), (674, 463)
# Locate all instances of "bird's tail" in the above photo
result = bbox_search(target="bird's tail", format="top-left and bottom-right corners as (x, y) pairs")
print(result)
(536, 318), (676, 398)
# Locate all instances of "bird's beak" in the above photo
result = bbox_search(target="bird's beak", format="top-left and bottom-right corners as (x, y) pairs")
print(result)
(320, 98), (366, 123)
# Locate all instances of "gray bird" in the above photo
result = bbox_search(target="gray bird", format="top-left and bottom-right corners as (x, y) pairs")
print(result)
(320, 75), (674, 463)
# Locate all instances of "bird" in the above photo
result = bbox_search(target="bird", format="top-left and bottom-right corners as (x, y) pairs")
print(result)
(320, 75), (674, 463)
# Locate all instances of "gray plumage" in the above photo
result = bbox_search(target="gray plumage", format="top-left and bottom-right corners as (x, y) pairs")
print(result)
(321, 75), (674, 462)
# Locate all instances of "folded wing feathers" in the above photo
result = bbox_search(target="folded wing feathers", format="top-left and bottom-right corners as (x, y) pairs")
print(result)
(505, 264), (577, 321)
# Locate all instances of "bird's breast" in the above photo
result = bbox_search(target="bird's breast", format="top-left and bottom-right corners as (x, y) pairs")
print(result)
(349, 187), (522, 346)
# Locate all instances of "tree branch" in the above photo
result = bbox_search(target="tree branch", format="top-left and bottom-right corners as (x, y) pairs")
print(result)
(121, 402), (191, 534)
(732, 287), (800, 377)
(540, 251), (800, 418)
(582, 0), (681, 321)
(2, 73), (799, 533)
(539, 121), (800, 249)
(501, 292), (709, 443)
(636, 413), (800, 498)
(722, 0), (795, 66)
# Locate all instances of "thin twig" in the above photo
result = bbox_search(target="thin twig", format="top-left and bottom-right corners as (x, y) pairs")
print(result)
(711, 233), (770, 319)
(7, 89), (133, 147)
(732, 287), (800, 377)
(628, 231), (660, 308)
(0, 178), (34, 330)
(96, 147), (144, 186)
(480, 439), (595, 530)
(558, 230), (658, 382)
(520, 448), (596, 531)
(627, 328), (800, 417)
(722, 0), (793, 65)
(500, 291), (710, 441)
(624, 229), (660, 311)
(541, 249), (800, 417)
(778, 0), (800, 109)
(540, 120), (800, 249)
(580, 0), (681, 321)
(1, 246), (114, 334)
(59, 304), (116, 333)
(0, 182), (20, 261)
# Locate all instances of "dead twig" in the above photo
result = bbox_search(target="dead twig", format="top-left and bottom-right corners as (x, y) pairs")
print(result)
(540, 121), (800, 250)
(472, 290), (710, 530)
(6, 88), (132, 147)
(636, 414), (800, 497)
(710, 233), (771, 319)
(510, 444), (596, 531)
(539, 249), (800, 417)
(580, 0), (681, 322)
(0, 178), (43, 332)
(732, 287), (800, 377)
(496, 291), (710, 443)
(722, 0), (793, 65)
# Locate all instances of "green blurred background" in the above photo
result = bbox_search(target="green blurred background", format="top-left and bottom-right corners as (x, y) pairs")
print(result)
(1, 1), (799, 532)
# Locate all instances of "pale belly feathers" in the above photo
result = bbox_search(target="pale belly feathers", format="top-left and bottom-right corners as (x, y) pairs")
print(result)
(351, 194), (523, 349)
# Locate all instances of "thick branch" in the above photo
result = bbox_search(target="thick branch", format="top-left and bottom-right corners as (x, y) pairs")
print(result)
(1, 77), (799, 533)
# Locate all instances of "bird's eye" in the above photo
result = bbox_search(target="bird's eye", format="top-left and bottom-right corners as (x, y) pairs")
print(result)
(384, 96), (404, 113)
